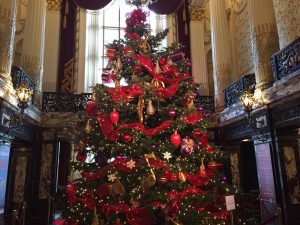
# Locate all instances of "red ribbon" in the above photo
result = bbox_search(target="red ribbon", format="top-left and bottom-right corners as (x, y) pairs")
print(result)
(180, 186), (205, 199)
(154, 83), (179, 99)
(99, 203), (151, 225)
(183, 111), (203, 124)
(81, 168), (107, 181)
(108, 84), (143, 103)
(117, 120), (173, 136)
(136, 55), (190, 84)
(96, 114), (115, 140)
(66, 183), (76, 204)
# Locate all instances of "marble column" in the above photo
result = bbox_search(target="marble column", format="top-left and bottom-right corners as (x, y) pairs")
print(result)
(249, 0), (279, 91)
(273, 0), (300, 49)
(0, 0), (17, 86)
(189, 7), (209, 95)
(44, 0), (61, 92)
(210, 0), (232, 110)
(21, 0), (46, 107)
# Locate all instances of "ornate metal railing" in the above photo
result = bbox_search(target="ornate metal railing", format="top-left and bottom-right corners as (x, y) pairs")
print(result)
(42, 92), (92, 112)
(271, 37), (300, 81)
(195, 96), (214, 114)
(42, 92), (214, 114)
(11, 66), (36, 104)
(224, 74), (256, 108)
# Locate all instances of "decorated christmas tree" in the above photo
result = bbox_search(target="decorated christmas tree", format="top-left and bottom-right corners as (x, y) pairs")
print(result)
(64, 0), (237, 224)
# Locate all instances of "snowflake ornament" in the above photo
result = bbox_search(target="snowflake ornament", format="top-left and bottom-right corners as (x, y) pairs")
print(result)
(126, 159), (136, 169)
(163, 151), (172, 161)
(108, 173), (117, 182)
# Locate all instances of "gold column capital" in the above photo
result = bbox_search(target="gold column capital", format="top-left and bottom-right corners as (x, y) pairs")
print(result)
(46, 0), (62, 11)
(189, 6), (205, 21)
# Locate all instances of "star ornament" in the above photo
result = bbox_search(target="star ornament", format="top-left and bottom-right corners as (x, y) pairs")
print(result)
(163, 151), (172, 161)
(126, 159), (136, 169)
(108, 173), (117, 182)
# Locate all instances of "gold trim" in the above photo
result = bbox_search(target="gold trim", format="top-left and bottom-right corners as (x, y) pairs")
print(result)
(46, 0), (62, 11)
(61, 58), (75, 93)
(189, 6), (205, 21)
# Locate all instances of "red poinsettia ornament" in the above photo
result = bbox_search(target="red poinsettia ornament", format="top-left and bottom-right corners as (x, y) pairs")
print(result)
(110, 108), (120, 124)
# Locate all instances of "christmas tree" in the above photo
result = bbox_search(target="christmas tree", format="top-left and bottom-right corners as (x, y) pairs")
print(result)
(64, 0), (237, 224)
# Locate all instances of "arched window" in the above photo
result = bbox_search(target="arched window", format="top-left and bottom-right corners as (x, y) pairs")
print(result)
(82, 0), (171, 92)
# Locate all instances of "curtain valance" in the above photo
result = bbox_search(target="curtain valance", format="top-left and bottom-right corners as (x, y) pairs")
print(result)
(73, 0), (183, 14)
(73, 0), (113, 10)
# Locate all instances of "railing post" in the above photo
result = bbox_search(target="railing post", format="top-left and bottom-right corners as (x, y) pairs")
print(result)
(12, 209), (18, 225)
(21, 201), (26, 225)
(276, 207), (282, 225)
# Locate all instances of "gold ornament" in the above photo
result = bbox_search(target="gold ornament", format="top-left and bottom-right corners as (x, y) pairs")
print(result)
(154, 61), (161, 74)
(147, 100), (155, 115)
(112, 178), (125, 196)
(170, 218), (183, 225)
(131, 72), (138, 82)
(157, 176), (167, 184)
(117, 58), (123, 70)
(137, 96), (144, 123)
(126, 48), (135, 56)
(151, 78), (165, 88)
(91, 91), (97, 101)
(144, 152), (157, 161)
(140, 35), (151, 53)
(177, 166), (186, 183)
(186, 92), (195, 109)
(115, 79), (120, 88)
(199, 158), (206, 177)
(141, 153), (157, 190)
(141, 168), (156, 190)
(91, 208), (99, 225)
(85, 120), (92, 133)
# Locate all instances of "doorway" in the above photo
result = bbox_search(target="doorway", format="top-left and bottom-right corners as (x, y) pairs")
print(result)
(240, 141), (259, 192)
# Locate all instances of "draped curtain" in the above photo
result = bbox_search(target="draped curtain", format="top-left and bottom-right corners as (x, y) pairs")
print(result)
(73, 0), (183, 14)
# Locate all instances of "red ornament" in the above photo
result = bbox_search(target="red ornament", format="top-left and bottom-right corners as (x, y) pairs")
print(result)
(170, 131), (181, 146)
(168, 109), (176, 117)
(134, 64), (142, 73)
(122, 134), (132, 143)
(76, 151), (86, 162)
(110, 108), (120, 124)
(159, 57), (167, 66)
(192, 129), (204, 139)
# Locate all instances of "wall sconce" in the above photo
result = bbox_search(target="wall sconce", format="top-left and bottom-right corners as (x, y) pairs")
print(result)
(241, 90), (267, 138)
(1, 81), (33, 143)
(15, 81), (33, 114)
(241, 90), (255, 114)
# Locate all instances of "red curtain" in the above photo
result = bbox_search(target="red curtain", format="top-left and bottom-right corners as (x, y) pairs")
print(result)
(73, 0), (113, 10)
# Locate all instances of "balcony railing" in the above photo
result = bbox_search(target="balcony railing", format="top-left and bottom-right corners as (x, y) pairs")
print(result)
(42, 92), (92, 112)
(224, 74), (256, 108)
(195, 96), (214, 114)
(11, 66), (35, 104)
(271, 37), (300, 81)
(42, 92), (215, 114)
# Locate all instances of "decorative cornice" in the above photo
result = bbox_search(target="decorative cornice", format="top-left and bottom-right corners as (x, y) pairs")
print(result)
(189, 6), (205, 21)
(46, 0), (61, 11)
